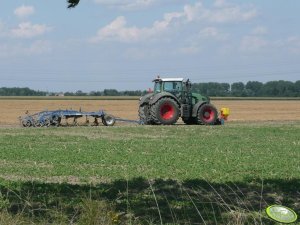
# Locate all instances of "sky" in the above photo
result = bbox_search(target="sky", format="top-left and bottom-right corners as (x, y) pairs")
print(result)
(0, 0), (300, 92)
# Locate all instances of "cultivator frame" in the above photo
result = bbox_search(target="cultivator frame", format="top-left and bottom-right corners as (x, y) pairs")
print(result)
(19, 109), (116, 127)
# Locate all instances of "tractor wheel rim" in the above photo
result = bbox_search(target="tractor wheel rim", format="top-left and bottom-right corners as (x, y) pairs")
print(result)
(202, 108), (215, 122)
(160, 103), (175, 120)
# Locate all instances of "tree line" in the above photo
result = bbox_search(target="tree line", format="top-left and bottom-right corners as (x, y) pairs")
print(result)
(192, 80), (300, 97)
(1, 80), (299, 97)
(0, 87), (47, 96)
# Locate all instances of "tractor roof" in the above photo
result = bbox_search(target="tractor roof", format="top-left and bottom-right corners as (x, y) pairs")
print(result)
(153, 78), (185, 82)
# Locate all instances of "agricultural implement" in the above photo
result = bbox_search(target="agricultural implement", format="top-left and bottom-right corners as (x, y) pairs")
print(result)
(19, 109), (117, 127)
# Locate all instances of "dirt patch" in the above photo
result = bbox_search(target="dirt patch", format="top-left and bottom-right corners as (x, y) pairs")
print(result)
(0, 99), (299, 126)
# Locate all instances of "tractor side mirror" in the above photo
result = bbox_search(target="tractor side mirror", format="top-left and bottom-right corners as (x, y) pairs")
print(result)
(186, 81), (191, 89)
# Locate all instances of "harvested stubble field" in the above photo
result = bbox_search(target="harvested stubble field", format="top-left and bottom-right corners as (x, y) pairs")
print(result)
(0, 97), (300, 126)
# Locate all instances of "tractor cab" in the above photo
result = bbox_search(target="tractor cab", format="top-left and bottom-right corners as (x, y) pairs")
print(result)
(153, 77), (193, 104)
(153, 78), (184, 93)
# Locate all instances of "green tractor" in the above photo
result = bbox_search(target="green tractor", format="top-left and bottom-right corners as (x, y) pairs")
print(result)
(139, 77), (220, 125)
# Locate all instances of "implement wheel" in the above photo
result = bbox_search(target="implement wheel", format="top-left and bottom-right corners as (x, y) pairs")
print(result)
(150, 98), (179, 125)
(51, 115), (61, 127)
(22, 119), (32, 127)
(102, 115), (116, 126)
(197, 104), (218, 125)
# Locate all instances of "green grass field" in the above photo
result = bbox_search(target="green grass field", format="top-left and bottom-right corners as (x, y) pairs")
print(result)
(1, 96), (300, 100)
(0, 122), (300, 224)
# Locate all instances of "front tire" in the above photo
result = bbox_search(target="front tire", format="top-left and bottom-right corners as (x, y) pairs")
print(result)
(150, 98), (179, 125)
(197, 104), (218, 125)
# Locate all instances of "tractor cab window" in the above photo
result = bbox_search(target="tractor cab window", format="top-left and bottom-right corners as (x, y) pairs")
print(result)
(163, 82), (182, 92)
(154, 82), (162, 92)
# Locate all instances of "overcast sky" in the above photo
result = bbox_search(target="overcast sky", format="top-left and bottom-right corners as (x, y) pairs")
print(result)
(0, 0), (299, 92)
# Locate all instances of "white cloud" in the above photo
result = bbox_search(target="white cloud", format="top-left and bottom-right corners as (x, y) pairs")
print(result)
(93, 0), (157, 10)
(90, 16), (143, 42)
(89, 13), (179, 43)
(11, 22), (52, 38)
(182, 1), (257, 23)
(183, 2), (204, 22)
(14, 5), (35, 18)
(90, 1), (257, 43)
(206, 6), (257, 23)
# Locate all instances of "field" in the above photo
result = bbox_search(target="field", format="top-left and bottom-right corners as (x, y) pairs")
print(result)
(0, 98), (300, 126)
(0, 98), (300, 224)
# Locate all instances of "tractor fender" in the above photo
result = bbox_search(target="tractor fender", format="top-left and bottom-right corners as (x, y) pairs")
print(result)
(149, 92), (180, 106)
(192, 101), (208, 117)
(139, 93), (154, 106)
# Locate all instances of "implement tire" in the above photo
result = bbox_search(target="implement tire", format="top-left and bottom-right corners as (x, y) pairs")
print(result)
(197, 104), (218, 125)
(22, 119), (32, 127)
(150, 97), (179, 125)
(102, 114), (116, 126)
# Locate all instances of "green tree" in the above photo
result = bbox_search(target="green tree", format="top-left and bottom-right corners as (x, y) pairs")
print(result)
(294, 80), (300, 97)
(231, 82), (246, 96)
(245, 81), (263, 96)
(192, 82), (230, 97)
(89, 91), (103, 96)
(0, 87), (47, 96)
(75, 90), (87, 96)
(64, 92), (75, 96)
(262, 80), (296, 97)
(103, 89), (119, 96)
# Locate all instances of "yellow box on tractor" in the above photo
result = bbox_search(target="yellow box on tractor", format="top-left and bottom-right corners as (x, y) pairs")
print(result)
(220, 108), (230, 120)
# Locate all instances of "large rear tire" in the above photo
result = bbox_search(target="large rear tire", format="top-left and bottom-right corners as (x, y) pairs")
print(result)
(197, 104), (218, 125)
(150, 98), (179, 125)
